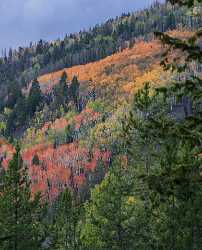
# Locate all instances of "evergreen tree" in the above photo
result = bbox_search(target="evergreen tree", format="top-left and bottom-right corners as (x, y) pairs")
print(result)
(60, 71), (68, 94)
(58, 71), (69, 102)
(51, 188), (80, 250)
(153, 1), (202, 247)
(5, 95), (27, 136)
(122, 0), (202, 247)
(6, 82), (22, 109)
(123, 83), (170, 249)
(27, 79), (42, 117)
(64, 124), (74, 144)
(81, 158), (138, 250)
(124, 56), (202, 248)
(70, 76), (80, 108)
(32, 154), (40, 166)
(0, 144), (44, 249)
(52, 71), (69, 111)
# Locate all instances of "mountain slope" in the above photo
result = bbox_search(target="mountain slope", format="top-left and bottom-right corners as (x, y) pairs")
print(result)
(37, 39), (167, 99)
(0, 1), (201, 112)
(1, 29), (195, 200)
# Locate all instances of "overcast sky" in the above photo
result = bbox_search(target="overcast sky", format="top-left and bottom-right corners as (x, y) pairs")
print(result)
(0, 0), (162, 51)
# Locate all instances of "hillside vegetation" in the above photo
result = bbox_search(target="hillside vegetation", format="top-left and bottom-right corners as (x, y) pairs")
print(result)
(0, 0), (202, 249)
(0, 29), (194, 200)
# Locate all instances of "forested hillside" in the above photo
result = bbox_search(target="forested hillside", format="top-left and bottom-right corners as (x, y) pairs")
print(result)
(0, 1), (201, 110)
(0, 0), (202, 249)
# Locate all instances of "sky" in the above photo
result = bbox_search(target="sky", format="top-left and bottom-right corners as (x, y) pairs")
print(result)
(0, 0), (161, 51)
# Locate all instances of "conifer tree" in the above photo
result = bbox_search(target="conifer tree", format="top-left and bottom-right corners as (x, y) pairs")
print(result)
(156, 3), (202, 244)
(59, 71), (69, 102)
(27, 78), (42, 117)
(52, 71), (69, 111)
(70, 76), (80, 108)
(123, 0), (202, 248)
(81, 158), (139, 250)
(123, 83), (169, 249)
(0, 144), (44, 250)
(51, 188), (80, 250)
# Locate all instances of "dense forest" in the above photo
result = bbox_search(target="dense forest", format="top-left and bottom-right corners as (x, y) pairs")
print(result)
(0, 0), (202, 249)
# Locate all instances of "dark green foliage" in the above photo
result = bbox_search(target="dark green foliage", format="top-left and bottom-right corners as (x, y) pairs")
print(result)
(51, 71), (70, 112)
(60, 71), (69, 98)
(0, 145), (44, 249)
(5, 79), (43, 136)
(70, 76), (80, 107)
(168, 0), (202, 8)
(122, 77), (202, 248)
(64, 124), (74, 144)
(5, 95), (27, 135)
(51, 189), (81, 250)
(81, 160), (137, 250)
(27, 79), (43, 117)
(6, 82), (22, 109)
(120, 0), (202, 244)
(32, 154), (40, 166)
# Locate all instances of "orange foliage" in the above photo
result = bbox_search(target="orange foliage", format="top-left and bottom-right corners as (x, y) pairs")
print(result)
(37, 30), (191, 103)
(0, 138), (111, 201)
(167, 30), (193, 39)
(37, 39), (163, 97)
(3, 30), (191, 201)
(40, 108), (100, 136)
(41, 117), (68, 133)
(73, 108), (100, 130)
(123, 65), (170, 94)
(0, 138), (15, 169)
(74, 174), (86, 186)
(21, 141), (110, 200)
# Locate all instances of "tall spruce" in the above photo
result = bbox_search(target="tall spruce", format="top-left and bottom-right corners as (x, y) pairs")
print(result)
(0, 144), (44, 250)
(154, 2), (202, 248)
(52, 71), (69, 111)
(123, 83), (170, 249)
(70, 76), (80, 108)
(81, 158), (138, 250)
(27, 78), (42, 117)
(51, 188), (80, 250)
(123, 0), (202, 248)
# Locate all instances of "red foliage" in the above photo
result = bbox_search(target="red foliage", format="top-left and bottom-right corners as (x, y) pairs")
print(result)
(74, 174), (86, 186)
(0, 138), (15, 169)
(73, 108), (100, 130)
(21, 141), (111, 201)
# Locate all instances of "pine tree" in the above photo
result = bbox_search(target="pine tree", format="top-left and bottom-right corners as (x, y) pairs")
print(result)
(123, 83), (170, 249)
(32, 154), (40, 166)
(0, 144), (44, 250)
(52, 71), (69, 111)
(70, 76), (80, 108)
(154, 2), (202, 247)
(51, 188), (80, 250)
(81, 158), (139, 250)
(59, 71), (69, 102)
(27, 78), (42, 117)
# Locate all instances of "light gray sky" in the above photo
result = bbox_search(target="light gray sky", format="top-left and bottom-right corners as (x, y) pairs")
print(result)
(0, 0), (162, 51)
